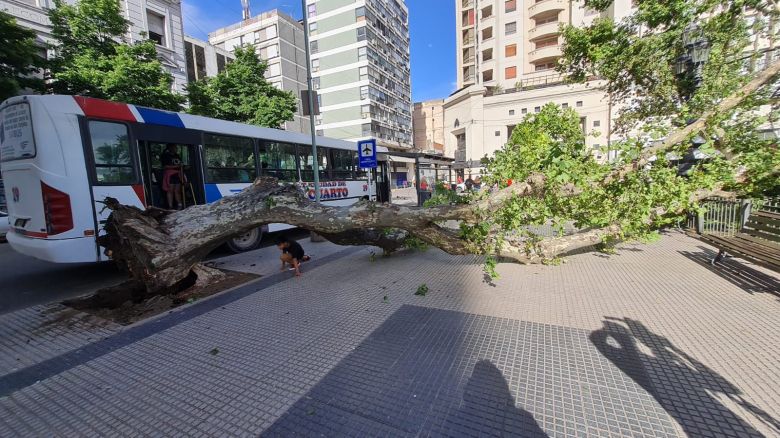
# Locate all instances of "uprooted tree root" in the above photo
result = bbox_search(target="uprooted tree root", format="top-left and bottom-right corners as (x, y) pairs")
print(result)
(64, 268), (258, 325)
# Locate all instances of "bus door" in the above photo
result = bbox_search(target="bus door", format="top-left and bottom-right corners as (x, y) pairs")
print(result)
(132, 124), (204, 209)
(83, 119), (147, 257)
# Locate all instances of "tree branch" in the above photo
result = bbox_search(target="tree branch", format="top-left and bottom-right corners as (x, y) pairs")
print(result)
(604, 58), (780, 184)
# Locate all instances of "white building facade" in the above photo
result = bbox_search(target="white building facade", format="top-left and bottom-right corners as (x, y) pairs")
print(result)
(209, 10), (310, 134)
(0, 0), (189, 93)
(445, 0), (635, 172)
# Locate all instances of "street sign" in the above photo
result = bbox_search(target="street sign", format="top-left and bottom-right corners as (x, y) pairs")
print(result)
(358, 139), (377, 169)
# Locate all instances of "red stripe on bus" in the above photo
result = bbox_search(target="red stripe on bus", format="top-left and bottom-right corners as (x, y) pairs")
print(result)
(132, 184), (146, 207)
(73, 96), (137, 122)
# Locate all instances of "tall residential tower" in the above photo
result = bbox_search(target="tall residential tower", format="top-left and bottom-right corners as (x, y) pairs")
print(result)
(307, 0), (413, 152)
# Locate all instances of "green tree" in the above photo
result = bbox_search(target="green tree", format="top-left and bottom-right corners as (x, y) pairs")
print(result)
(47, 0), (184, 111)
(0, 11), (45, 101)
(187, 46), (297, 127)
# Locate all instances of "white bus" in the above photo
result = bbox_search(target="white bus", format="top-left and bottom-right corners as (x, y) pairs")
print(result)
(0, 95), (391, 263)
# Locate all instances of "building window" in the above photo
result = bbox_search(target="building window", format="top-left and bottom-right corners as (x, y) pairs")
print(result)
(535, 15), (558, 26)
(361, 104), (370, 118)
(146, 10), (166, 46)
(482, 48), (493, 61)
(509, 109), (515, 115)
(217, 54), (226, 73)
(357, 27), (367, 41)
(359, 66), (368, 81)
(495, 131), (501, 136)
(482, 27), (493, 41)
(505, 0), (517, 13)
(309, 22), (318, 35)
(561, 103), (568, 108)
(265, 63), (281, 78)
(356, 6), (366, 21)
(358, 46), (367, 61)
(312, 77), (320, 90)
(535, 37), (558, 49)
(534, 62), (557, 71)
(481, 5), (492, 19)
(482, 69), (493, 82)
(576, 101), (583, 107)
(310, 41), (318, 54)
(505, 22), (517, 35)
(505, 44), (517, 57)
(311, 59), (319, 72)
(521, 108), (527, 114)
(505, 66), (517, 79)
(594, 120), (600, 127)
(534, 106), (540, 113)
(307, 4), (316, 17)
(360, 85), (369, 99)
(266, 24), (277, 39)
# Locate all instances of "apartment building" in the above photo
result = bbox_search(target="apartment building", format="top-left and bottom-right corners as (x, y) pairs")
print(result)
(445, 0), (634, 172)
(413, 99), (445, 154)
(184, 36), (233, 83)
(307, 0), (413, 152)
(1, 0), (189, 93)
(209, 10), (310, 134)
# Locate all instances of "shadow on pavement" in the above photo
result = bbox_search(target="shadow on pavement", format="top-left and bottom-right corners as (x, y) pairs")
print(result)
(679, 246), (780, 296)
(262, 305), (547, 436)
(447, 360), (547, 437)
(591, 317), (778, 438)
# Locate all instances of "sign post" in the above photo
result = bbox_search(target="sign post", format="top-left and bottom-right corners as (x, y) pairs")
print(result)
(358, 139), (377, 200)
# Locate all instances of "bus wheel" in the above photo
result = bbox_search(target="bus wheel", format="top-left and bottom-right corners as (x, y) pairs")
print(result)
(226, 227), (264, 253)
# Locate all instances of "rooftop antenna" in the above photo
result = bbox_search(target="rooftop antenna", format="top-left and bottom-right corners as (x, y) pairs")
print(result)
(241, 0), (250, 20)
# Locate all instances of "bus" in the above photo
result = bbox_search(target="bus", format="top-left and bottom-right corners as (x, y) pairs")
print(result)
(0, 95), (391, 263)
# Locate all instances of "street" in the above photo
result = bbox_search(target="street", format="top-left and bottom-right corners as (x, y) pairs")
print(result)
(0, 243), (123, 315)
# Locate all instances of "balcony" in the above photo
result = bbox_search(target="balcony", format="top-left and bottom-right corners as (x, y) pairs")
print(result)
(528, 45), (562, 63)
(528, 0), (565, 19)
(528, 21), (560, 41)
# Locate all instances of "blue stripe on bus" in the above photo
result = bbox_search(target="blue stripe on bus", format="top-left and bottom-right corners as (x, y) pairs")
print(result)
(135, 107), (185, 128)
(205, 184), (223, 203)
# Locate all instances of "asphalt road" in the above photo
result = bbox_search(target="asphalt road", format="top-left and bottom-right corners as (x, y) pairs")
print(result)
(0, 243), (124, 315)
(0, 229), (310, 315)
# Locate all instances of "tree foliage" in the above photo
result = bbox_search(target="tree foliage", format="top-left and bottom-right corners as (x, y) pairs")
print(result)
(0, 11), (45, 101)
(47, 0), (184, 111)
(187, 46), (297, 128)
(442, 0), (780, 270)
(558, 0), (779, 196)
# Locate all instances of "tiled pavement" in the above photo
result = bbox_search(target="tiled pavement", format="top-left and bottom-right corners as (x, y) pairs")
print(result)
(0, 232), (778, 437)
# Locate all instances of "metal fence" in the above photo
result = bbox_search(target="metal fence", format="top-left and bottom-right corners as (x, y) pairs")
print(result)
(686, 197), (780, 236)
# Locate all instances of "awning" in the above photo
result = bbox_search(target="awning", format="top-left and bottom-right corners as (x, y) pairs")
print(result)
(385, 155), (416, 164)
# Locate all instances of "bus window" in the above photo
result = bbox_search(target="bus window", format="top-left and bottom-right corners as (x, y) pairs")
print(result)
(331, 149), (355, 180)
(259, 141), (297, 181)
(88, 121), (135, 184)
(297, 146), (330, 181)
(354, 151), (367, 179)
(203, 134), (256, 183)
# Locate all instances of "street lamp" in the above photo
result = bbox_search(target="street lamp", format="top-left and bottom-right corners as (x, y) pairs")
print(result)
(301, 0), (320, 203)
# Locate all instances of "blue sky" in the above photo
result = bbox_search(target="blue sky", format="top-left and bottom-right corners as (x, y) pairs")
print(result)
(181, 0), (456, 102)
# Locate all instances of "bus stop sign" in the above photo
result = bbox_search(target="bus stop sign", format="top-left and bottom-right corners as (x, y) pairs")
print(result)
(358, 139), (377, 169)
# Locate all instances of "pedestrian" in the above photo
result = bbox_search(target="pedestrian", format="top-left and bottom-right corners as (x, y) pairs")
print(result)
(160, 143), (185, 209)
(276, 236), (310, 276)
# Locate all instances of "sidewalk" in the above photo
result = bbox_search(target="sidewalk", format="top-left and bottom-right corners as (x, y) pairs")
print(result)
(0, 232), (778, 437)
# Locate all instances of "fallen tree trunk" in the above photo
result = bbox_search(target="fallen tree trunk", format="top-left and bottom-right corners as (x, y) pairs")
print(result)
(98, 60), (780, 294)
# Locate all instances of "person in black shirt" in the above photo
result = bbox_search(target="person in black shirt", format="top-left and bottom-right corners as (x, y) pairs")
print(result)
(276, 236), (310, 276)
